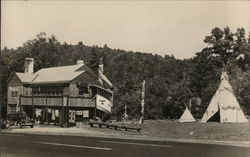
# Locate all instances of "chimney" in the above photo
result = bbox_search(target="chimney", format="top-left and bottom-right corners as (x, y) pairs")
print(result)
(77, 60), (84, 65)
(98, 58), (104, 85)
(24, 58), (34, 74)
(98, 58), (104, 74)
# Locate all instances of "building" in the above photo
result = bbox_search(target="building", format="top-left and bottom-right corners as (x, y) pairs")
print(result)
(7, 58), (113, 126)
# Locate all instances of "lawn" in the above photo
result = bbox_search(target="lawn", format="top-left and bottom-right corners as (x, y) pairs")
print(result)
(141, 120), (250, 141)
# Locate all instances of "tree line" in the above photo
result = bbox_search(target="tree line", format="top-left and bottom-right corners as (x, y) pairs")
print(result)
(1, 27), (250, 119)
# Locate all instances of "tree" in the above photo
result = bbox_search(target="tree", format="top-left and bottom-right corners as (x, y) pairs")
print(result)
(190, 27), (250, 116)
(203, 27), (248, 70)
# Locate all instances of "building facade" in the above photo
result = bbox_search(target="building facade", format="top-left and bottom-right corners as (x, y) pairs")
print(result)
(7, 58), (113, 126)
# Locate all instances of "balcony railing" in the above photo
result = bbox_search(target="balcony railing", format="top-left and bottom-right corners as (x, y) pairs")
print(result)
(20, 96), (94, 107)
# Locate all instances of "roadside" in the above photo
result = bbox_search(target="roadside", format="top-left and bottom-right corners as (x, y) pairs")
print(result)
(2, 120), (250, 147)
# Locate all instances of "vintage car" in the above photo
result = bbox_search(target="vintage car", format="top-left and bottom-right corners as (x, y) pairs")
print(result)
(7, 113), (34, 128)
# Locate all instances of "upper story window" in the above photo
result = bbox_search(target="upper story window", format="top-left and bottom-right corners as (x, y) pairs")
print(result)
(95, 87), (112, 101)
(11, 91), (18, 97)
(33, 87), (40, 95)
(77, 82), (89, 96)
(78, 86), (88, 95)
(33, 86), (64, 96)
(9, 86), (19, 97)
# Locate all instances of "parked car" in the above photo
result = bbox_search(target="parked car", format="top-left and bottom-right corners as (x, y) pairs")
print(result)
(7, 113), (34, 128)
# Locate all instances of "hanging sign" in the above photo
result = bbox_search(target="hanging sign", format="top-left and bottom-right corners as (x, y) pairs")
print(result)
(47, 108), (52, 113)
(76, 111), (83, 115)
(36, 109), (42, 117)
(96, 95), (112, 113)
(69, 110), (76, 123)
(55, 110), (59, 117)
(83, 110), (89, 118)
(51, 110), (56, 120)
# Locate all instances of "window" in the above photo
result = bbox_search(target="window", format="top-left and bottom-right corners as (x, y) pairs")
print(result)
(32, 87), (39, 95)
(78, 86), (88, 95)
(10, 87), (18, 97)
(11, 91), (18, 97)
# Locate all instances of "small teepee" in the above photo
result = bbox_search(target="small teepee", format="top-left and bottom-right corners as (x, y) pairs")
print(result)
(180, 106), (196, 123)
(201, 72), (248, 123)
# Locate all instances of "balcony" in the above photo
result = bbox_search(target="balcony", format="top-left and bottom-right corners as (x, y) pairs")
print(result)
(20, 96), (94, 107)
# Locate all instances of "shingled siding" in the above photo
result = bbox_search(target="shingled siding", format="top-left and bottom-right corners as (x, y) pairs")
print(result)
(68, 97), (94, 107)
(8, 74), (23, 104)
(69, 72), (97, 97)
(21, 97), (62, 106)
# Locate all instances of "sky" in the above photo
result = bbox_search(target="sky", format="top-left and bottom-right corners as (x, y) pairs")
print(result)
(1, 1), (250, 59)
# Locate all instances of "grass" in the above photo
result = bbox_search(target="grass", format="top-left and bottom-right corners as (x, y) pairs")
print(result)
(7, 119), (249, 142)
(84, 119), (249, 141)
(141, 120), (250, 141)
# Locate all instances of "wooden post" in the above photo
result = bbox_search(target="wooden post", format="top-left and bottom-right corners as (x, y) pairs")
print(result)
(46, 95), (48, 124)
(141, 80), (145, 124)
(31, 94), (34, 120)
(94, 97), (97, 120)
(18, 94), (22, 113)
(61, 97), (64, 127)
(124, 105), (128, 122)
(66, 96), (69, 127)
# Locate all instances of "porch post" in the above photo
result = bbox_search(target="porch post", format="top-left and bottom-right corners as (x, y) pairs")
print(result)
(31, 94), (34, 120)
(61, 96), (64, 127)
(46, 95), (48, 124)
(66, 96), (69, 127)
(94, 97), (97, 120)
(18, 94), (22, 112)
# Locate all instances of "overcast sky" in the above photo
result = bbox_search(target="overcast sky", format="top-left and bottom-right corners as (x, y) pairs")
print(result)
(1, 1), (249, 59)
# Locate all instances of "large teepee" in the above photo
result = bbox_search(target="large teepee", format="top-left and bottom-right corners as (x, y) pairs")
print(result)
(201, 72), (248, 123)
(180, 106), (196, 123)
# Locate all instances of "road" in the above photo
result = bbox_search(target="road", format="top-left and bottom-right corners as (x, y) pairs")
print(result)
(1, 133), (249, 157)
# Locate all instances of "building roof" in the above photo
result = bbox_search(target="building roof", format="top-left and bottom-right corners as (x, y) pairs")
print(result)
(101, 74), (113, 87)
(33, 64), (84, 84)
(16, 73), (38, 83)
(15, 63), (113, 88)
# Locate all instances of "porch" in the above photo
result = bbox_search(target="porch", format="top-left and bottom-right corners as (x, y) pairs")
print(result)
(20, 95), (95, 127)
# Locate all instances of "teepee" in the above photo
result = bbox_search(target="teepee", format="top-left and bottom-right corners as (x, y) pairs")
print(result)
(201, 72), (248, 123)
(180, 106), (196, 123)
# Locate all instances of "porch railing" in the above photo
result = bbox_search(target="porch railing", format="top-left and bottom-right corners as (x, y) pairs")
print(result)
(20, 96), (94, 107)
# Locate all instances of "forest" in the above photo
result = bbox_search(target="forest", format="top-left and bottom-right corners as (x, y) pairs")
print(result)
(1, 27), (250, 119)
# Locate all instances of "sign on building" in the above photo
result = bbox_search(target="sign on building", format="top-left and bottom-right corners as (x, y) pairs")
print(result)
(69, 110), (76, 123)
(83, 110), (89, 118)
(96, 95), (112, 113)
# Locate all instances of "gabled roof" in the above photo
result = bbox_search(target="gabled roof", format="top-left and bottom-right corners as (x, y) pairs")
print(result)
(16, 73), (38, 83)
(33, 64), (84, 84)
(14, 63), (113, 89)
